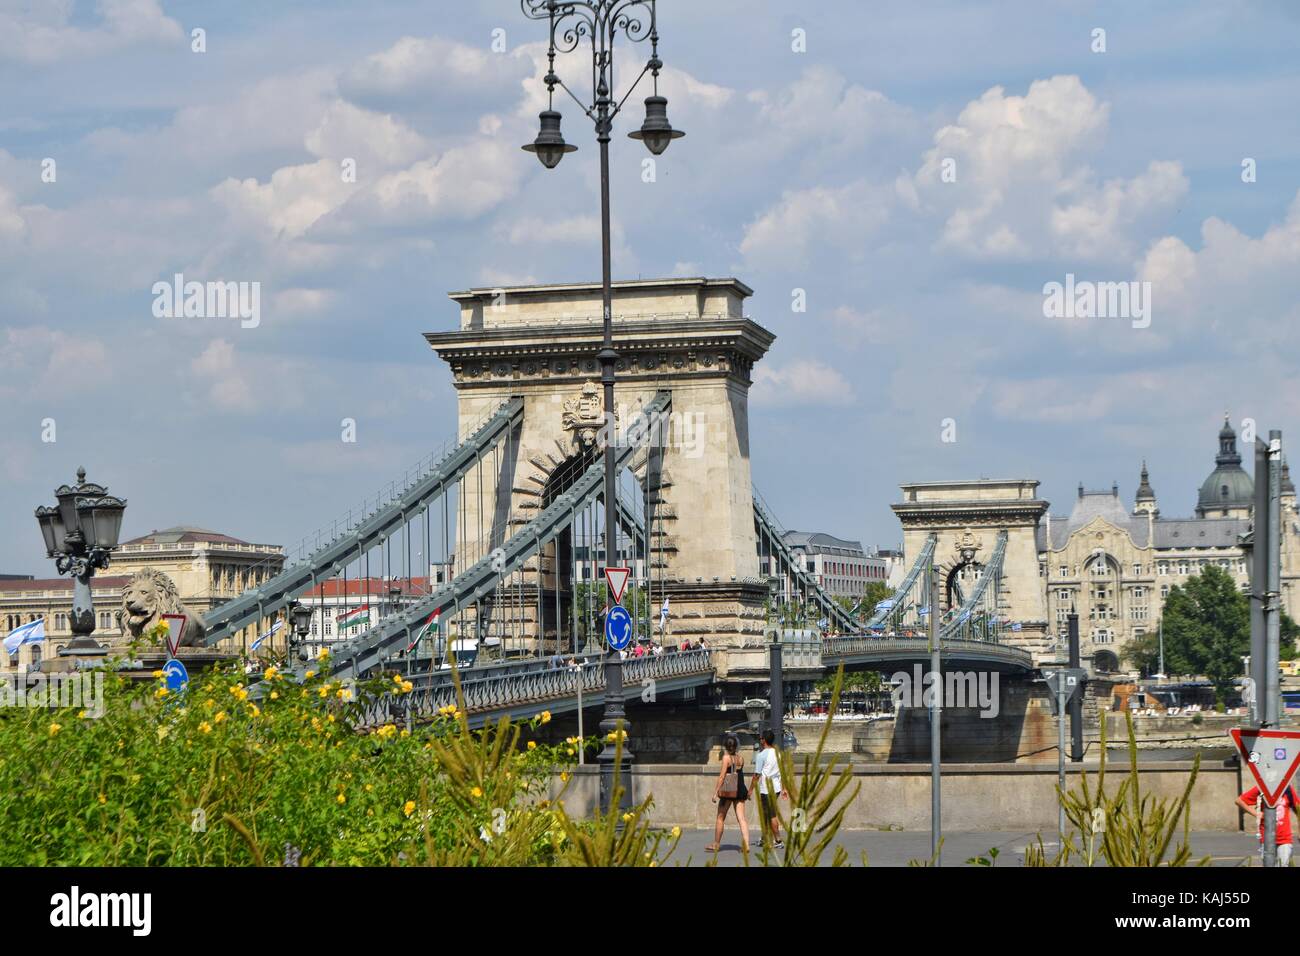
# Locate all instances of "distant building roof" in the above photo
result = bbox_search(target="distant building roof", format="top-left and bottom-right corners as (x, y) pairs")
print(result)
(1196, 416), (1253, 515)
(0, 575), (130, 594)
(120, 526), (250, 546)
(782, 530), (866, 555)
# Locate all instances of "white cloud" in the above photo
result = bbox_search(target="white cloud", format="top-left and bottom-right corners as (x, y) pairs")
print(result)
(910, 76), (1187, 262)
(0, 0), (182, 64)
(739, 180), (890, 267)
(1137, 189), (1300, 349)
(751, 360), (855, 408)
(190, 339), (255, 413)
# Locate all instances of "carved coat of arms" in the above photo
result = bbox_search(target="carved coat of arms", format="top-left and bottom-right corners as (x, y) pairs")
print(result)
(562, 381), (608, 448)
(955, 528), (983, 564)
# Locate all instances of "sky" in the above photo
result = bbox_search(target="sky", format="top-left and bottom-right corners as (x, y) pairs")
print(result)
(1, 0), (1298, 573)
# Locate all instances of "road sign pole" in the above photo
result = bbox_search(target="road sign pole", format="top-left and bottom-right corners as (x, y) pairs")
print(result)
(1263, 431), (1283, 863)
(928, 558), (941, 866)
(1251, 436), (1271, 729)
(1058, 682), (1066, 848)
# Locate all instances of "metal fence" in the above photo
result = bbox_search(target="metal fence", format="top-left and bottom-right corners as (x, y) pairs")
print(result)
(353, 648), (714, 730)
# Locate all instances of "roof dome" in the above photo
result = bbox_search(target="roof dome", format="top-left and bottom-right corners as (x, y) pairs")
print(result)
(1196, 415), (1253, 514)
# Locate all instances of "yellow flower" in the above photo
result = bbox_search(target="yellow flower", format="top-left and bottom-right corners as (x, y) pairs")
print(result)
(364, 783), (373, 792)
(154, 687), (169, 699)
(199, 721), (212, 734)
(327, 714), (335, 724)
(318, 685), (330, 699)
(527, 741), (537, 750)
(337, 688), (352, 701)
(97, 793), (106, 804)
(204, 698), (216, 711)
(270, 691), (279, 700)
(393, 674), (403, 685)
(377, 724), (397, 739)
(400, 729), (410, 738)
(318, 647), (330, 661)
(214, 711), (227, 724)
(671, 826), (681, 839)
(48, 723), (62, 736)
(471, 786), (483, 799)
(622, 813), (634, 824)
(305, 669), (316, 679)
(538, 710), (552, 724)
(400, 681), (413, 694)
(263, 666), (278, 681)
(77, 710), (87, 719)
(156, 725), (170, 741)
(312, 717), (323, 732)
(566, 748), (575, 756)
(454, 709), (465, 721)
(560, 772), (570, 782)
(247, 704), (261, 718)
(336, 793), (346, 805)
(151, 669), (164, 679)
(403, 800), (416, 817)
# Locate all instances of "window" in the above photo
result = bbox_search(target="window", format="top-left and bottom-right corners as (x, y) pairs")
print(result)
(1161, 584), (1170, 598)
(1133, 563), (1142, 576)
(1132, 586), (1145, 599)
(1131, 604), (1148, 621)
(1058, 565), (1068, 578)
(324, 619), (333, 636)
(1039, 562), (1046, 578)
(1178, 560), (1189, 575)
(1158, 561), (1168, 575)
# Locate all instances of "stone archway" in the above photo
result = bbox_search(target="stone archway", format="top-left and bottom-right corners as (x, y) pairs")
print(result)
(426, 277), (775, 651)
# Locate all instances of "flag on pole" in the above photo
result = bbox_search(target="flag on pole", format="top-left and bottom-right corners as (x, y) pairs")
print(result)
(1010, 621), (1022, 632)
(336, 605), (371, 630)
(251, 620), (283, 653)
(408, 609), (439, 653)
(3, 619), (44, 656)
(658, 597), (670, 632)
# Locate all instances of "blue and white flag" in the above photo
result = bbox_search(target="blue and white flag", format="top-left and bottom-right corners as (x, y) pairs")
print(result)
(817, 618), (829, 630)
(1010, 621), (1022, 632)
(917, 605), (929, 617)
(251, 619), (283, 652)
(4, 619), (45, 656)
(873, 599), (895, 613)
(659, 597), (670, 631)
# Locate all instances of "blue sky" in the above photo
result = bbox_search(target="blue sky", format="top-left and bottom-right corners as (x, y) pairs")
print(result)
(1, 0), (1298, 571)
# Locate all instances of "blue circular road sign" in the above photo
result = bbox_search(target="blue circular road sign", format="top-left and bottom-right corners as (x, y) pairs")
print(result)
(162, 658), (189, 694)
(605, 605), (633, 651)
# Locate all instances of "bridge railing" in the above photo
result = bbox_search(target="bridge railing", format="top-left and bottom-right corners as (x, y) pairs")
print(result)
(352, 648), (715, 729)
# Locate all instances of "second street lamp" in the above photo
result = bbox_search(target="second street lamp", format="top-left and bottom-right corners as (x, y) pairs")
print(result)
(520, 0), (684, 814)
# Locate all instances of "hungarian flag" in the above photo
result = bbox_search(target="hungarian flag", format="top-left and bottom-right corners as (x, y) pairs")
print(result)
(337, 605), (371, 630)
(408, 609), (439, 653)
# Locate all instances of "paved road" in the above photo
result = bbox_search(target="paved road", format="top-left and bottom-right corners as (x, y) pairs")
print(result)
(666, 828), (1267, 867)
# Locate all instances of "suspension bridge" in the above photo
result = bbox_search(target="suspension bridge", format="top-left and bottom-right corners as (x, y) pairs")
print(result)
(197, 277), (1031, 728)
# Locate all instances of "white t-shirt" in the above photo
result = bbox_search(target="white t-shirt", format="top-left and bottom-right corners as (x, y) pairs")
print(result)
(753, 747), (782, 795)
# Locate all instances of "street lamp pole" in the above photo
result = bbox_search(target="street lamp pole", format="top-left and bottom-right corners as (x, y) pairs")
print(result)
(520, 0), (684, 815)
(34, 467), (127, 662)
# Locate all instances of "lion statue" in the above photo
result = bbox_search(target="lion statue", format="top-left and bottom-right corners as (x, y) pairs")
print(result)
(116, 568), (208, 648)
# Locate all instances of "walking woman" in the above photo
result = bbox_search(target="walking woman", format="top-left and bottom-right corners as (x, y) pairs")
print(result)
(707, 734), (750, 853)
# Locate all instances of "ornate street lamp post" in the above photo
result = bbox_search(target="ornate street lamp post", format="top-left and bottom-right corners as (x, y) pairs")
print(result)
(520, 0), (684, 813)
(286, 600), (313, 663)
(34, 467), (127, 661)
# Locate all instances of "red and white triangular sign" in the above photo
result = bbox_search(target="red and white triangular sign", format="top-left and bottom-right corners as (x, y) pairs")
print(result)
(604, 567), (631, 606)
(1230, 728), (1300, 806)
(161, 613), (187, 658)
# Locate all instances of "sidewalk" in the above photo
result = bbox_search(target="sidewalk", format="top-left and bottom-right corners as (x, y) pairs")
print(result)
(666, 827), (1265, 867)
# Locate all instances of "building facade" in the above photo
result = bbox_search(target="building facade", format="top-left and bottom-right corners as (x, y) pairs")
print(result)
(1, 525), (284, 670)
(780, 531), (887, 600)
(1038, 419), (1300, 671)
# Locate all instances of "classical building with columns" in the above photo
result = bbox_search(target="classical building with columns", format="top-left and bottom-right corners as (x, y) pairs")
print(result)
(1039, 418), (1299, 671)
(894, 418), (1300, 672)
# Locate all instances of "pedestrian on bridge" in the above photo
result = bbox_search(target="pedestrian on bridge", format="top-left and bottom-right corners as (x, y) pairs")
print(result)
(707, 734), (750, 854)
(753, 728), (788, 850)
(1235, 783), (1300, 866)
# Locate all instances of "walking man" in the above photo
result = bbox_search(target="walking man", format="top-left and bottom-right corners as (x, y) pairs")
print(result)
(752, 728), (789, 850)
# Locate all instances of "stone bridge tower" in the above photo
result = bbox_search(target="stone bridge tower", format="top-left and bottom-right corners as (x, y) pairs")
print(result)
(892, 479), (1051, 656)
(425, 277), (774, 650)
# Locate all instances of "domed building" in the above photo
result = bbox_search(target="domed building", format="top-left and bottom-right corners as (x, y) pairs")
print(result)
(1195, 416), (1254, 519)
(1037, 417), (1300, 673)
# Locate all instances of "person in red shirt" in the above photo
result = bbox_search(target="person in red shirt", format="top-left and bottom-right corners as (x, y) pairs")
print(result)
(1235, 784), (1300, 866)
